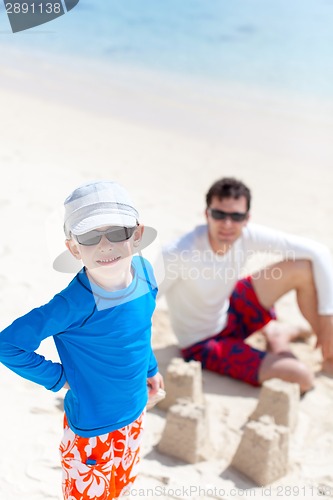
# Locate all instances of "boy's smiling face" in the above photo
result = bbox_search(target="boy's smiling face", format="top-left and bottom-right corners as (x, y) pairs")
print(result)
(66, 225), (144, 290)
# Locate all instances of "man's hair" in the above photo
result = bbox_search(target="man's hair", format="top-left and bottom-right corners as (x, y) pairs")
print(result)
(206, 177), (251, 211)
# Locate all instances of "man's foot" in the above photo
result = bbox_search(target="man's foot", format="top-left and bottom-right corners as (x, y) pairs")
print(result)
(262, 321), (313, 353)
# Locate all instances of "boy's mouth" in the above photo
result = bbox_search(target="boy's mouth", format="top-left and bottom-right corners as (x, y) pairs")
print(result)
(96, 256), (121, 266)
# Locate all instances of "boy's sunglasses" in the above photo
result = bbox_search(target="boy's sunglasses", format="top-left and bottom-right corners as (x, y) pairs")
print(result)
(208, 208), (248, 222)
(75, 226), (137, 246)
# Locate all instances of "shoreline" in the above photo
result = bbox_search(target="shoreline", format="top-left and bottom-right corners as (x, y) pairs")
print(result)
(1, 45), (333, 123)
(1, 48), (333, 200)
(1, 47), (332, 240)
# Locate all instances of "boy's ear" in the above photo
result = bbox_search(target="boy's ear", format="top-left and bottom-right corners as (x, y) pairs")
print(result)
(65, 239), (82, 260)
(133, 225), (144, 247)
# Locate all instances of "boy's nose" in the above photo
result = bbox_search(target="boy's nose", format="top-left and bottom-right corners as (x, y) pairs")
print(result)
(99, 235), (113, 248)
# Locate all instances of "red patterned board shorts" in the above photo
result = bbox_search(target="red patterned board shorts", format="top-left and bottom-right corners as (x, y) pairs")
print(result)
(181, 276), (276, 386)
(59, 411), (145, 499)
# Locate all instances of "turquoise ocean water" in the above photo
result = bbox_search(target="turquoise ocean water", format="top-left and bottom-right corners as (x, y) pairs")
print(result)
(0, 0), (333, 99)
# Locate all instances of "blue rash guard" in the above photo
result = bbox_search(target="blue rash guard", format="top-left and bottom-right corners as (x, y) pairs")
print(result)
(0, 256), (158, 437)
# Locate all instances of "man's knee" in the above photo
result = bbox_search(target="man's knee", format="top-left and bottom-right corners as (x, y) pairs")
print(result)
(252, 259), (315, 309)
(292, 362), (314, 393)
(288, 259), (314, 288)
(258, 353), (314, 393)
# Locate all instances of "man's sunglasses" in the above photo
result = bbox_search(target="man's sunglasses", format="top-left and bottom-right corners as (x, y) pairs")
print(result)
(75, 226), (137, 246)
(208, 208), (248, 222)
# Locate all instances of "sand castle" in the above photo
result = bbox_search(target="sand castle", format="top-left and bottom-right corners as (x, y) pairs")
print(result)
(249, 378), (300, 430)
(232, 378), (300, 485)
(158, 399), (212, 463)
(157, 358), (211, 463)
(157, 357), (204, 410)
(157, 358), (301, 485)
(232, 415), (289, 485)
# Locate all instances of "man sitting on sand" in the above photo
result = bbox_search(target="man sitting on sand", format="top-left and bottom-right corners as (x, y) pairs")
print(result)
(159, 177), (333, 393)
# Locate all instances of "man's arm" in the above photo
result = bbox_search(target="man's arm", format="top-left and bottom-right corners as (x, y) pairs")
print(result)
(246, 223), (333, 361)
(246, 223), (333, 316)
(317, 316), (333, 362)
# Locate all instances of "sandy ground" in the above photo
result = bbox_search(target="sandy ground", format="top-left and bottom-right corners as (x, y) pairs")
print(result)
(0, 51), (333, 499)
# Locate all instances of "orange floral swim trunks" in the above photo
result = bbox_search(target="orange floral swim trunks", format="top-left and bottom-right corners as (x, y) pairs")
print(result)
(59, 411), (145, 499)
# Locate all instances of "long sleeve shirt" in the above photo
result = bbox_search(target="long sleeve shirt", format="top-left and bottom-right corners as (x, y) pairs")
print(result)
(0, 256), (158, 437)
(159, 223), (333, 348)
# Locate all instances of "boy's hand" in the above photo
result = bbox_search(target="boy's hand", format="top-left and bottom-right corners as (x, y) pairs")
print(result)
(147, 372), (164, 396)
(147, 372), (165, 410)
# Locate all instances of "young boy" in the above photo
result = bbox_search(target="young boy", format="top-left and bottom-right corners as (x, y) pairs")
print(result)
(0, 180), (164, 499)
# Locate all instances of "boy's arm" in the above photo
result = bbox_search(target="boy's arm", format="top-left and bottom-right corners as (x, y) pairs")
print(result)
(147, 349), (158, 378)
(0, 295), (70, 392)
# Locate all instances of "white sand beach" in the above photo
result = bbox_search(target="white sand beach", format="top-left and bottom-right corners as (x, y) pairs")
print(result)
(0, 52), (333, 499)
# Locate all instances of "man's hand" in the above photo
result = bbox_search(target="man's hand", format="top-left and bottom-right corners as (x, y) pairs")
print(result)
(317, 315), (333, 360)
(147, 372), (164, 396)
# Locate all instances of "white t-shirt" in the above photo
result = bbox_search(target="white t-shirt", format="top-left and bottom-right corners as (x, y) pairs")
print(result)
(159, 223), (333, 348)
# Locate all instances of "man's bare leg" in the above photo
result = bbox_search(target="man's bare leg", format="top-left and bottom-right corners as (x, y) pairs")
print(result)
(252, 260), (320, 330)
(250, 259), (322, 392)
(254, 260), (333, 369)
(258, 352), (314, 393)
